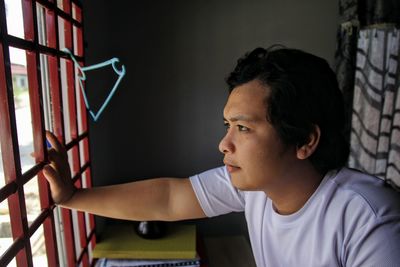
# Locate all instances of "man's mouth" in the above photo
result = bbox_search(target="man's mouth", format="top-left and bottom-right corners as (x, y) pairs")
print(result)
(224, 161), (241, 173)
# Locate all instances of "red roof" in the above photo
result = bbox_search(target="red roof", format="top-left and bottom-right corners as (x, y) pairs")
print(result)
(11, 63), (27, 75)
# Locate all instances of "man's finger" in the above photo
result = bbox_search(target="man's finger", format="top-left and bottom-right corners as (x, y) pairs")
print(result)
(42, 165), (58, 184)
(45, 131), (65, 153)
(47, 148), (63, 163)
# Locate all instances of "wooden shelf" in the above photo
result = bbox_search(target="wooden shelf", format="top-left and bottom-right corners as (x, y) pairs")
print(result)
(203, 236), (256, 267)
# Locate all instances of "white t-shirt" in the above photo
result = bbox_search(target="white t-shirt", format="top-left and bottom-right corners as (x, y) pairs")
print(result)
(189, 167), (400, 267)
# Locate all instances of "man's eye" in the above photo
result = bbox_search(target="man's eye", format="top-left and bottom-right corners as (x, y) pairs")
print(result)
(238, 125), (250, 132)
(224, 122), (230, 130)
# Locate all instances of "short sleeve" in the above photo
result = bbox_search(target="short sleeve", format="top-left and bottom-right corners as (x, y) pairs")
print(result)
(189, 166), (245, 217)
(343, 215), (400, 266)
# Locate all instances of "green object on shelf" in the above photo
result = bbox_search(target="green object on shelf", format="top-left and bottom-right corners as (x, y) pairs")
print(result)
(93, 223), (197, 260)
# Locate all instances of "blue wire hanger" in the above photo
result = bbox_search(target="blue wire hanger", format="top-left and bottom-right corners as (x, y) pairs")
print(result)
(62, 48), (126, 122)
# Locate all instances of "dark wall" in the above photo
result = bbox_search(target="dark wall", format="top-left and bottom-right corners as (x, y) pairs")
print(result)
(82, 0), (338, 235)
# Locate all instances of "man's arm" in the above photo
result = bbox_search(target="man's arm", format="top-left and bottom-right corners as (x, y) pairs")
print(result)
(43, 131), (206, 221)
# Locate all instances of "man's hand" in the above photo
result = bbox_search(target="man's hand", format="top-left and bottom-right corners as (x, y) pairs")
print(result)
(43, 131), (76, 205)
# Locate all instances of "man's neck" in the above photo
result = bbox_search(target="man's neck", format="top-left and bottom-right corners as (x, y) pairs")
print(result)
(266, 164), (324, 215)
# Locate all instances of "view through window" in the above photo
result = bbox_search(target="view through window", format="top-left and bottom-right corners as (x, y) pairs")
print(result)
(0, 0), (95, 266)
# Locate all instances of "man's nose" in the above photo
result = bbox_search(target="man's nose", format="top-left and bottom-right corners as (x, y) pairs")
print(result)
(219, 132), (234, 154)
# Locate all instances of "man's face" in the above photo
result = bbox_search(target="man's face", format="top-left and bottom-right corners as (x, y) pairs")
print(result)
(219, 79), (298, 191)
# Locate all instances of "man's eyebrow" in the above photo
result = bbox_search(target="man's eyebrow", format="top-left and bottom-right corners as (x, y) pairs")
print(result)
(223, 115), (259, 122)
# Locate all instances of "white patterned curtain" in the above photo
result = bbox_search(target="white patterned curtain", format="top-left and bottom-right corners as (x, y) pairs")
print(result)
(335, 0), (400, 189)
(349, 27), (400, 189)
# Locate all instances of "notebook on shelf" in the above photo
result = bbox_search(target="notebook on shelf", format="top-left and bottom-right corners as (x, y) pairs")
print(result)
(93, 223), (197, 260)
(95, 257), (201, 267)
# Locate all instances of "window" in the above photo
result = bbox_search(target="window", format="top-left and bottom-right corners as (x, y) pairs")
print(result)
(0, 0), (95, 266)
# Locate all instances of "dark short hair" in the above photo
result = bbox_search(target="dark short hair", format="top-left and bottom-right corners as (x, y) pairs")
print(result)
(226, 46), (349, 175)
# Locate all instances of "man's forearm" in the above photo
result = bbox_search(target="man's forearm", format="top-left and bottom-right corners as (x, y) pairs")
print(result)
(60, 178), (174, 221)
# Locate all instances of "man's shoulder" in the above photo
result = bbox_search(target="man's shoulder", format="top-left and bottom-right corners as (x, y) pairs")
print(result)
(331, 167), (398, 196)
(327, 167), (400, 217)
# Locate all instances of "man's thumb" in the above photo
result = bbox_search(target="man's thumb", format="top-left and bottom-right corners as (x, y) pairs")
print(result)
(42, 165), (57, 184)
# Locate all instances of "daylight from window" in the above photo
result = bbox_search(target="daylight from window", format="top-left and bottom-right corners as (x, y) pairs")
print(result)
(0, 0), (47, 266)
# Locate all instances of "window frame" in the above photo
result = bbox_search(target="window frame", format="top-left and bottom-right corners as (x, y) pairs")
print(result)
(0, 0), (96, 266)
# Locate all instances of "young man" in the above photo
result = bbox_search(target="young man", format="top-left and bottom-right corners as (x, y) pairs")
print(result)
(44, 47), (400, 266)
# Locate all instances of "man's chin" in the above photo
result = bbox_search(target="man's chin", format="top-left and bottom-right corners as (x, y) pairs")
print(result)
(230, 174), (260, 191)
(229, 174), (246, 190)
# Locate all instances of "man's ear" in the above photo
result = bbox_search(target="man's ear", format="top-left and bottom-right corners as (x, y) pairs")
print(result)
(296, 125), (321, 160)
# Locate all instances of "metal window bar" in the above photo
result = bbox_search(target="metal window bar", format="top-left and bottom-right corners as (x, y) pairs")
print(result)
(0, 0), (95, 266)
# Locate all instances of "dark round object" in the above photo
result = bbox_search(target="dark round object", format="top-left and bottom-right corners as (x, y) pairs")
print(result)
(135, 221), (167, 239)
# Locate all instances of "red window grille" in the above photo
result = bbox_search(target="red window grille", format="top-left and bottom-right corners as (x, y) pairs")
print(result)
(0, 0), (96, 266)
